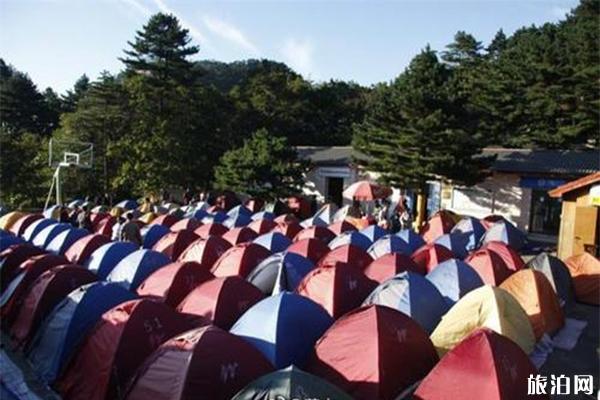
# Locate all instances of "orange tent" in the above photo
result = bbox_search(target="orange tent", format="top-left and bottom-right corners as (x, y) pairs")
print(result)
(564, 253), (600, 305)
(500, 269), (564, 340)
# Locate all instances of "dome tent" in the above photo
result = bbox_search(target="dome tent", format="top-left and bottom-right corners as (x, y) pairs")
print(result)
(358, 225), (387, 243)
(430, 285), (535, 357)
(271, 221), (303, 239)
(10, 214), (42, 237)
(565, 252), (600, 305)
(395, 229), (426, 253)
(527, 252), (574, 308)
(287, 238), (331, 264)
(141, 224), (169, 249)
(247, 218), (277, 235)
(152, 230), (199, 261)
(481, 220), (527, 251)
(420, 211), (456, 243)
(0, 244), (47, 291)
(211, 243), (271, 278)
(230, 292), (333, 368)
(22, 218), (56, 242)
(222, 226), (258, 245)
(306, 305), (438, 400)
(253, 232), (292, 253)
(327, 220), (357, 236)
(194, 222), (229, 239)
(482, 241), (525, 271)
(294, 225), (335, 243)
(169, 217), (201, 232)
(318, 244), (373, 270)
(328, 231), (373, 251)
(451, 216), (486, 251)
(434, 232), (470, 259)
(367, 234), (412, 259)
(106, 249), (170, 291)
(426, 259), (484, 306)
(411, 243), (455, 273)
(84, 241), (138, 279)
(177, 236), (232, 268)
(46, 229), (89, 255)
(363, 272), (449, 333)
(414, 328), (546, 400)
(465, 248), (513, 286)
(246, 252), (314, 294)
(64, 234), (110, 265)
(364, 252), (424, 283)
(32, 223), (71, 249)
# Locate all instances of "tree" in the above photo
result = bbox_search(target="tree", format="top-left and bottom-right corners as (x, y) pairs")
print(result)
(214, 129), (309, 200)
(442, 31), (483, 66)
(353, 47), (492, 226)
(61, 74), (90, 112)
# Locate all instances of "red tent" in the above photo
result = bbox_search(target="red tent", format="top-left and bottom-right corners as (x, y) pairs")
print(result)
(94, 217), (115, 237)
(307, 305), (438, 400)
(420, 211), (456, 243)
(90, 212), (110, 227)
(222, 226), (258, 245)
(64, 234), (110, 265)
(9, 265), (97, 348)
(287, 238), (331, 264)
(194, 222), (229, 239)
(481, 214), (507, 229)
(211, 243), (271, 278)
(414, 328), (545, 400)
(271, 221), (303, 239)
(481, 241), (525, 271)
(136, 262), (214, 307)
(294, 226), (336, 243)
(274, 213), (299, 224)
(150, 214), (180, 228)
(153, 230), (199, 261)
(244, 198), (264, 213)
(327, 221), (357, 236)
(247, 219), (277, 235)
(57, 299), (194, 400)
(10, 214), (42, 236)
(1, 255), (73, 326)
(296, 264), (377, 319)
(177, 276), (264, 329)
(465, 248), (513, 286)
(411, 243), (455, 273)
(170, 218), (201, 232)
(177, 236), (232, 268)
(365, 253), (425, 283)
(0, 244), (46, 291)
(318, 244), (373, 270)
(126, 325), (274, 400)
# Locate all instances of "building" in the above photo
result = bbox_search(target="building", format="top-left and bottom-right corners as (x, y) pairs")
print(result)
(298, 146), (599, 236)
(549, 173), (600, 259)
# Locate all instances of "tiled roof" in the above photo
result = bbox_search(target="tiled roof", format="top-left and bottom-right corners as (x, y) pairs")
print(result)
(549, 172), (600, 198)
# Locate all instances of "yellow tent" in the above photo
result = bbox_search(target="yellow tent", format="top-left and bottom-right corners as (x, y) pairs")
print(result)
(139, 212), (157, 224)
(110, 207), (124, 218)
(430, 285), (535, 357)
(0, 211), (26, 231)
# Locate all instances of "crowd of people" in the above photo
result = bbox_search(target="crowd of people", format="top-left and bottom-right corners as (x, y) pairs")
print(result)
(347, 198), (413, 232)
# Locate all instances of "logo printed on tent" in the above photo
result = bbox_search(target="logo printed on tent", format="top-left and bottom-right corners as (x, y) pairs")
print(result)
(221, 362), (239, 382)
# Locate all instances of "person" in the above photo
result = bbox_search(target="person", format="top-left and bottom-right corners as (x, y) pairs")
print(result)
(347, 199), (364, 219)
(399, 199), (413, 231)
(58, 206), (70, 223)
(376, 199), (391, 229)
(77, 205), (93, 231)
(112, 216), (124, 241)
(120, 212), (142, 247)
(183, 187), (193, 205)
(140, 197), (152, 214)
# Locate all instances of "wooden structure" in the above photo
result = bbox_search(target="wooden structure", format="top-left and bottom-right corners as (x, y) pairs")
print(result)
(549, 172), (600, 259)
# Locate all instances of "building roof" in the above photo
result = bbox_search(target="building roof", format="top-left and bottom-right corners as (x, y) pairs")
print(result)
(297, 146), (599, 176)
(548, 172), (600, 198)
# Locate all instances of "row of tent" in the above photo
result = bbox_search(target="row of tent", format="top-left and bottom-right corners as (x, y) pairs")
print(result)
(0, 204), (598, 400)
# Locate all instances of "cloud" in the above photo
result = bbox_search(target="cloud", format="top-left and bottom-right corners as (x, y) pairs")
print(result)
(203, 16), (259, 55)
(281, 38), (317, 79)
(151, 0), (209, 45)
(122, 0), (152, 18)
(550, 5), (570, 19)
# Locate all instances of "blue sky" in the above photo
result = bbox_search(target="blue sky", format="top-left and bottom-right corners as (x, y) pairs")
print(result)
(0, 0), (580, 94)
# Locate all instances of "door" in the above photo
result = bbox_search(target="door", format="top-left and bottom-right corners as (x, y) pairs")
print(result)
(574, 206), (598, 256)
(529, 190), (562, 234)
(327, 177), (344, 207)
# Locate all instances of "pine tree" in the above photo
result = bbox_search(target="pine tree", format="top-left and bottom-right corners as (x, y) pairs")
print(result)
(61, 74), (90, 112)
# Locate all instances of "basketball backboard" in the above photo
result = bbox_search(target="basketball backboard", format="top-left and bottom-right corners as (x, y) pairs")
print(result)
(49, 138), (94, 169)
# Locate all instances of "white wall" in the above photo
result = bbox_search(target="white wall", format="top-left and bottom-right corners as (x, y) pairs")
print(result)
(302, 166), (359, 205)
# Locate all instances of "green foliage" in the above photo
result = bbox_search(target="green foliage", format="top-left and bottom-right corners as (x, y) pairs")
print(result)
(214, 129), (309, 200)
(61, 74), (90, 113)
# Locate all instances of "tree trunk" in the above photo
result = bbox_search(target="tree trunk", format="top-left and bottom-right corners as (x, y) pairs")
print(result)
(415, 189), (428, 231)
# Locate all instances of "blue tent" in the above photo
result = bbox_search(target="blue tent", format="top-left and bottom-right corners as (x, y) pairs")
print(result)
(22, 218), (55, 242)
(253, 232), (292, 253)
(434, 232), (470, 259)
(451, 217), (485, 251)
(300, 215), (329, 228)
(227, 205), (253, 218)
(141, 224), (169, 249)
(106, 249), (170, 290)
(32, 223), (70, 249)
(425, 259), (484, 307)
(115, 199), (138, 210)
(363, 271), (449, 333)
(27, 282), (135, 383)
(367, 235), (412, 258)
(246, 252), (315, 294)
(0, 235), (25, 252)
(358, 225), (387, 243)
(188, 208), (209, 220)
(45, 228), (88, 255)
(328, 231), (372, 251)
(527, 252), (574, 308)
(43, 205), (61, 219)
(223, 214), (252, 229)
(251, 211), (275, 221)
(230, 292), (333, 368)
(395, 229), (426, 254)
(202, 211), (229, 224)
(481, 220), (527, 251)
(67, 199), (84, 208)
(84, 241), (139, 279)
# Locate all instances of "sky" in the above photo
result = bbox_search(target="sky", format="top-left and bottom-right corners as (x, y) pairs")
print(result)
(0, 0), (580, 94)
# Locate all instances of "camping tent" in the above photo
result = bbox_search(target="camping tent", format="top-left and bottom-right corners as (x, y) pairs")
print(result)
(152, 230), (199, 261)
(251, 211), (275, 221)
(125, 326), (274, 400)
(22, 219), (56, 242)
(46, 229), (89, 255)
(57, 299), (192, 400)
(364, 253), (424, 283)
(430, 285), (535, 357)
(178, 276), (264, 329)
(0, 211), (26, 231)
(10, 214), (42, 237)
(306, 305), (438, 400)
(231, 366), (352, 400)
(414, 328), (544, 400)
(115, 200), (138, 210)
(367, 234), (412, 259)
(136, 261), (214, 307)
(106, 249), (170, 290)
(328, 231), (373, 251)
(425, 259), (484, 306)
(169, 217), (201, 232)
(211, 243), (271, 278)
(64, 234), (110, 265)
(8, 265), (97, 349)
(177, 236), (232, 268)
(149, 214), (179, 228)
(271, 221), (302, 240)
(363, 272), (449, 333)
(141, 224), (170, 249)
(253, 232), (292, 253)
(434, 233), (470, 259)
(246, 252), (314, 294)
(420, 211), (456, 243)
(564, 252), (599, 305)
(465, 248), (513, 286)
(527, 252), (574, 308)
(395, 229), (426, 254)
(297, 264), (377, 319)
(32, 223), (71, 249)
(500, 269), (565, 340)
(223, 214), (252, 229)
(194, 222), (229, 239)
(451, 217), (486, 251)
(482, 241), (525, 271)
(317, 244), (373, 270)
(0, 235), (26, 252)
(230, 292), (333, 368)
(84, 242), (138, 279)
(411, 243), (455, 273)
(358, 225), (387, 243)
(0, 244), (47, 291)
(293, 226), (335, 244)
(222, 227), (258, 245)
(247, 219), (277, 235)
(286, 238), (331, 264)
(481, 220), (527, 251)
(27, 282), (136, 383)
(327, 220), (357, 236)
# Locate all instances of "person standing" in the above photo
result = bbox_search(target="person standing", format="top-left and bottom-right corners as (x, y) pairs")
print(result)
(399, 199), (413, 231)
(347, 200), (364, 219)
(77, 205), (93, 231)
(120, 212), (142, 247)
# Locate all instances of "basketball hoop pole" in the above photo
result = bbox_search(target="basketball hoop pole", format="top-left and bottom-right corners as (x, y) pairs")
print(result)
(44, 164), (65, 210)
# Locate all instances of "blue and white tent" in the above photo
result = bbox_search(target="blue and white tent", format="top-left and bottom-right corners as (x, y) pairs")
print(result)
(246, 252), (315, 295)
(358, 225), (387, 243)
(22, 218), (55, 242)
(67, 199), (84, 209)
(227, 205), (253, 218)
(84, 241), (139, 279)
(115, 199), (138, 210)
(328, 231), (372, 251)
(106, 249), (170, 290)
(481, 220), (527, 251)
(43, 205), (61, 220)
(253, 232), (292, 253)
(395, 229), (426, 254)
(223, 214), (252, 229)
(251, 211), (275, 221)
(45, 228), (88, 255)
(367, 235), (412, 259)
(27, 282), (135, 383)
(425, 259), (484, 307)
(451, 217), (485, 251)
(0, 234), (25, 252)
(434, 232), (470, 259)
(32, 223), (70, 249)
(201, 211), (229, 224)
(141, 224), (170, 249)
(230, 292), (333, 368)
